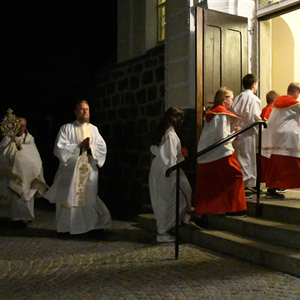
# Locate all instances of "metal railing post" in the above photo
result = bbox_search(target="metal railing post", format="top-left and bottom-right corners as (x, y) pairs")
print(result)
(256, 122), (267, 216)
(175, 168), (180, 259)
(166, 120), (267, 259)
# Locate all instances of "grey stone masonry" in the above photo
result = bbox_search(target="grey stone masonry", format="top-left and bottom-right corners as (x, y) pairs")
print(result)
(93, 45), (165, 219)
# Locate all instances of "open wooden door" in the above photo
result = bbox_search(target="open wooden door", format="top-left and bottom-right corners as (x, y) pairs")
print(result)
(196, 8), (248, 140)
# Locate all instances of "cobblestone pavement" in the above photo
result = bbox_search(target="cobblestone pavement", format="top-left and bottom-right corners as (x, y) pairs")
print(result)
(1, 200), (300, 300)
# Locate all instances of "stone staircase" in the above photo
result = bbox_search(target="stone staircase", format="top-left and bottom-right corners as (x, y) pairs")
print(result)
(138, 189), (300, 277)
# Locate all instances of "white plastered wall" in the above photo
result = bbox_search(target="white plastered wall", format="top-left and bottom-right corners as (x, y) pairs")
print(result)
(259, 9), (300, 105)
(272, 10), (300, 96)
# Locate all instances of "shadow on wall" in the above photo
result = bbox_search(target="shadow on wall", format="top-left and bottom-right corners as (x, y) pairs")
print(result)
(98, 109), (197, 221)
(98, 134), (147, 222)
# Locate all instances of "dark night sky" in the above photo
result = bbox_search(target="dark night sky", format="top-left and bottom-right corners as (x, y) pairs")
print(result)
(1, 0), (117, 127)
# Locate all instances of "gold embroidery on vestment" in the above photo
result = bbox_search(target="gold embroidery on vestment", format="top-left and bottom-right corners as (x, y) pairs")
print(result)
(74, 123), (92, 206)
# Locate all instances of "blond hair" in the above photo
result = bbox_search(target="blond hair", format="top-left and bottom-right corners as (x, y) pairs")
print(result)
(213, 87), (233, 106)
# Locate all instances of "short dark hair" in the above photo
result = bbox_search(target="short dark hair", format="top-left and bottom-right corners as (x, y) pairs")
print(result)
(74, 100), (89, 111)
(242, 74), (259, 89)
(266, 90), (279, 105)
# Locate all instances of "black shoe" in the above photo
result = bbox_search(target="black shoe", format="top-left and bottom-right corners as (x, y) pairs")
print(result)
(226, 211), (247, 218)
(266, 188), (285, 199)
(190, 215), (209, 229)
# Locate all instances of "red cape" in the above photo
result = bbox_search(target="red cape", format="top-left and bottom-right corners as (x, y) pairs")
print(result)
(274, 95), (300, 109)
(205, 105), (240, 123)
(260, 104), (273, 121)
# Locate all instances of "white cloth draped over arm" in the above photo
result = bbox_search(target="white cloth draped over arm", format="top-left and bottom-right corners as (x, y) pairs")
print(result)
(0, 136), (17, 200)
(159, 134), (179, 167)
(89, 125), (107, 168)
(9, 133), (46, 200)
(54, 124), (80, 166)
(0, 136), (18, 164)
(154, 129), (183, 187)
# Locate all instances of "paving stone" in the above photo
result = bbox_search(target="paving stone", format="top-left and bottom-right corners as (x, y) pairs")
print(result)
(1, 204), (300, 299)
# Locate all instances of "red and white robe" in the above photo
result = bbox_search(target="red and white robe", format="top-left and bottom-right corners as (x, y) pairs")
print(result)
(263, 95), (300, 188)
(195, 105), (247, 214)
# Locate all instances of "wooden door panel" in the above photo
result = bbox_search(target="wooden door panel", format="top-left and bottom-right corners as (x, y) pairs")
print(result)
(204, 25), (221, 108)
(197, 8), (248, 140)
(223, 29), (243, 98)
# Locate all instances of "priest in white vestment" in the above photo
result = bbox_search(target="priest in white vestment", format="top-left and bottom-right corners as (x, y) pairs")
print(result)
(45, 100), (112, 235)
(0, 118), (48, 228)
(230, 74), (261, 189)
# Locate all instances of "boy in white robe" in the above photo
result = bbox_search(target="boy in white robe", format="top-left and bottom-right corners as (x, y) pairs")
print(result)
(263, 82), (300, 190)
(230, 74), (261, 193)
(45, 100), (112, 235)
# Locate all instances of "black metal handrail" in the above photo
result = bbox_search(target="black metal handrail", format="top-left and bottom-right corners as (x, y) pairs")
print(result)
(166, 120), (267, 259)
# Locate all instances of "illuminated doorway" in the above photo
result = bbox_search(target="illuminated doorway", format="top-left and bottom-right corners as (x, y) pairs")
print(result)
(259, 9), (300, 105)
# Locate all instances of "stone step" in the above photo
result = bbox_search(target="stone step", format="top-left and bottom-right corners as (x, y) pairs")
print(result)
(137, 213), (300, 277)
(186, 227), (300, 278)
(208, 214), (300, 249)
(247, 198), (300, 224)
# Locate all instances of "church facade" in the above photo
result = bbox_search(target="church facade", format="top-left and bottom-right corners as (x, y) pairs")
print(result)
(95, 0), (300, 216)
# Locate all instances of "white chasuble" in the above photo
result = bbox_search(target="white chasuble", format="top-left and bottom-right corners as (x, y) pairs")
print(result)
(44, 120), (111, 234)
(45, 120), (107, 207)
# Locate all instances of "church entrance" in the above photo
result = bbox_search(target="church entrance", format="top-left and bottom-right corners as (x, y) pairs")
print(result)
(259, 7), (300, 104)
(196, 7), (248, 139)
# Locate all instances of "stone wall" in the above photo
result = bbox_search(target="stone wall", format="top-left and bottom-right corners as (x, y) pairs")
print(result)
(93, 44), (197, 220)
(93, 44), (166, 219)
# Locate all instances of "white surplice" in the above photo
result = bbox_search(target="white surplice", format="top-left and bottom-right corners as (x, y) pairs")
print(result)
(230, 89), (262, 187)
(197, 114), (236, 164)
(45, 120), (112, 234)
(149, 127), (191, 235)
(262, 98), (300, 158)
(0, 132), (48, 221)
